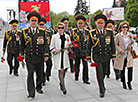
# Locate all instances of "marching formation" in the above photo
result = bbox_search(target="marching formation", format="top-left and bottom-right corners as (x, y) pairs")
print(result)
(1, 12), (137, 99)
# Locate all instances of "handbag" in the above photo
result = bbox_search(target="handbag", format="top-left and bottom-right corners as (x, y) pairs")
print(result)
(68, 48), (76, 59)
(131, 49), (138, 59)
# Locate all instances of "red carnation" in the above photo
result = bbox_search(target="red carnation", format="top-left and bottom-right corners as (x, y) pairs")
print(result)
(136, 36), (138, 39)
(90, 62), (97, 67)
(74, 44), (79, 48)
(67, 38), (69, 42)
(1, 57), (5, 63)
(72, 41), (75, 44)
(129, 36), (132, 40)
(17, 56), (23, 62)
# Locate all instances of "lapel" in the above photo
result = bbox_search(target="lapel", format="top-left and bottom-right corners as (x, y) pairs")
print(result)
(103, 29), (106, 37)
(57, 33), (61, 49)
(120, 33), (125, 47)
(96, 29), (100, 38)
(28, 27), (33, 40)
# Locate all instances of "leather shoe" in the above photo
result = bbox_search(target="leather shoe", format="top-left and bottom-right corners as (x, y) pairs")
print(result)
(9, 70), (12, 75)
(116, 75), (120, 80)
(27, 95), (35, 98)
(14, 73), (19, 76)
(107, 75), (110, 78)
(42, 82), (46, 86)
(75, 77), (78, 81)
(83, 81), (90, 84)
(99, 92), (105, 98)
(37, 89), (43, 94)
(127, 82), (132, 90)
(46, 76), (50, 81)
(122, 82), (127, 89)
(63, 90), (67, 95)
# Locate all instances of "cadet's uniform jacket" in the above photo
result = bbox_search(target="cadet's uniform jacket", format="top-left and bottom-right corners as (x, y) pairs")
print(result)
(71, 28), (90, 57)
(3, 30), (22, 54)
(87, 28), (116, 63)
(21, 27), (49, 64)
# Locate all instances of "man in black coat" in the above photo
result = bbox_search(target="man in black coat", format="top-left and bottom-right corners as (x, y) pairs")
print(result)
(21, 12), (49, 98)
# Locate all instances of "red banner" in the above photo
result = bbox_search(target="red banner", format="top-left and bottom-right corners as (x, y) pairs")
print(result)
(19, 2), (50, 22)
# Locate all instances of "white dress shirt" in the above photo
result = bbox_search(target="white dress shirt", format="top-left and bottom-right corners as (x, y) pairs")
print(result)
(121, 31), (130, 58)
(31, 27), (37, 33)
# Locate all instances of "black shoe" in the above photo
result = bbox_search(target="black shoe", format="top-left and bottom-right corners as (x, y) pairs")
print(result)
(75, 77), (78, 81)
(46, 76), (50, 81)
(14, 73), (19, 76)
(42, 82), (46, 86)
(36, 89), (43, 94)
(127, 82), (132, 90)
(63, 90), (67, 95)
(27, 95), (35, 98)
(107, 75), (110, 78)
(122, 82), (127, 89)
(116, 76), (120, 80)
(71, 71), (74, 73)
(83, 81), (90, 84)
(9, 70), (12, 75)
(99, 92), (105, 98)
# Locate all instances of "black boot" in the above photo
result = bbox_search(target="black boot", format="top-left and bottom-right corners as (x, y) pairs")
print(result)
(122, 82), (127, 89)
(127, 82), (132, 90)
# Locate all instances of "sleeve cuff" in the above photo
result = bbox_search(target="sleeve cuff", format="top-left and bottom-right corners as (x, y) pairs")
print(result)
(86, 56), (91, 60)
(112, 54), (116, 58)
(3, 48), (6, 51)
(44, 53), (49, 57)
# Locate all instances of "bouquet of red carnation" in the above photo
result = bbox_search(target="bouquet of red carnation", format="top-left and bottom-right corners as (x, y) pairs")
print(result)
(90, 62), (97, 67)
(85, 54), (97, 67)
(1, 56), (5, 63)
(17, 56), (25, 68)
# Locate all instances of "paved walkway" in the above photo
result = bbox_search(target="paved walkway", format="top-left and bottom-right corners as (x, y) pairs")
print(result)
(0, 38), (138, 102)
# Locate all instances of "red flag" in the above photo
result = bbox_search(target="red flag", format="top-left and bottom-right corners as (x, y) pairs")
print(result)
(19, 2), (50, 22)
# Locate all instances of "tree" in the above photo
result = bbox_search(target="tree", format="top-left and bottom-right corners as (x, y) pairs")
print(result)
(125, 0), (138, 27)
(120, 0), (127, 9)
(90, 9), (103, 28)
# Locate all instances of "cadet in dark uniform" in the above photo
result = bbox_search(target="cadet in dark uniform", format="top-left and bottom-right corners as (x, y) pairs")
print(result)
(105, 20), (120, 80)
(3, 19), (21, 76)
(21, 12), (49, 98)
(38, 18), (53, 85)
(61, 17), (74, 73)
(87, 14), (116, 98)
(71, 16), (90, 84)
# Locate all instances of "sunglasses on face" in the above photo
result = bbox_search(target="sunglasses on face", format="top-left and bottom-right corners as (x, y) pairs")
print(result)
(79, 23), (83, 24)
(40, 24), (44, 25)
(97, 22), (104, 24)
(31, 20), (37, 22)
(107, 26), (113, 28)
(13, 25), (17, 27)
(122, 26), (128, 29)
(58, 27), (64, 29)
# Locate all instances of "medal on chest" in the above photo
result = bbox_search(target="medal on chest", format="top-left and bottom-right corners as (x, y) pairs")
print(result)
(37, 36), (44, 44)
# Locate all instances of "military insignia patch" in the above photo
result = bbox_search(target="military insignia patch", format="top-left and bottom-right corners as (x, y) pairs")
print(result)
(15, 34), (20, 41)
(105, 36), (111, 44)
(37, 36), (44, 44)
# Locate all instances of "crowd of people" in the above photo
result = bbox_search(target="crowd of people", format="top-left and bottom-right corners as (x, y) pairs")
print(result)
(2, 11), (137, 99)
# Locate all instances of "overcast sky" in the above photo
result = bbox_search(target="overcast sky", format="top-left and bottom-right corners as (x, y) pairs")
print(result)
(0, 0), (114, 21)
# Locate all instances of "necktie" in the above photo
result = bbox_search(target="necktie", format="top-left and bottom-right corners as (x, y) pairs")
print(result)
(33, 29), (35, 33)
(100, 30), (102, 35)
